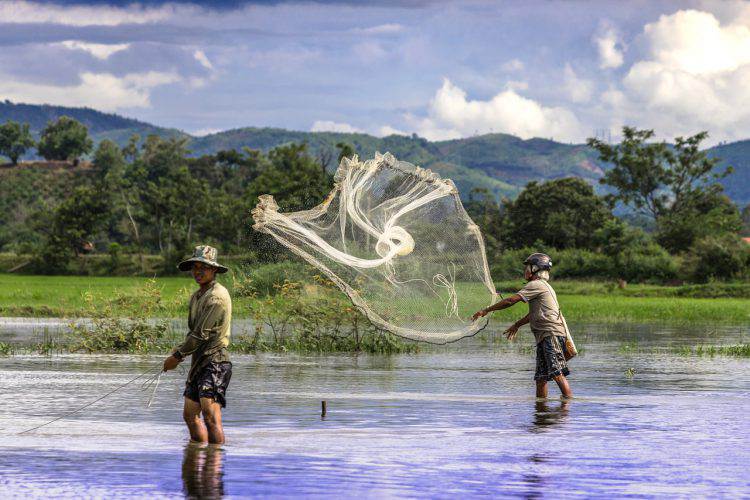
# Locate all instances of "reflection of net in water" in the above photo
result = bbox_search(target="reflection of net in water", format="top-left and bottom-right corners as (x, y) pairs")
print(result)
(252, 152), (497, 344)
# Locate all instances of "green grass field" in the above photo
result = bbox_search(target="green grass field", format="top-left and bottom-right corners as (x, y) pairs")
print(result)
(1, 273), (749, 324)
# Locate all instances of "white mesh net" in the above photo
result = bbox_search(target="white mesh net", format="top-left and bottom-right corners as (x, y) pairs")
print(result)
(251, 152), (497, 344)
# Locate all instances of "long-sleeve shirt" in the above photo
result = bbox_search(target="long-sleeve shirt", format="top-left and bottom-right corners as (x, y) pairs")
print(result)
(175, 280), (232, 382)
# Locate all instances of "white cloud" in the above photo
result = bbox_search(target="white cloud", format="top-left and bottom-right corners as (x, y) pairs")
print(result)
(562, 64), (594, 103)
(641, 9), (750, 75)
(594, 24), (624, 69)
(378, 125), (408, 137)
(59, 41), (130, 60)
(351, 23), (404, 35)
(0, 0), (178, 26)
(501, 59), (524, 72)
(0, 71), (180, 111)
(411, 78), (584, 142)
(193, 50), (213, 70)
(618, 9), (750, 142)
(311, 121), (363, 133)
(192, 127), (223, 137)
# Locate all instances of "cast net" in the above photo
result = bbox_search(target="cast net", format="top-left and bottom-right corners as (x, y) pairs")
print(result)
(251, 152), (497, 344)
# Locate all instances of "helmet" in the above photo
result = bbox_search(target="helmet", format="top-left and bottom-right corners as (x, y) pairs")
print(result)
(524, 253), (552, 272)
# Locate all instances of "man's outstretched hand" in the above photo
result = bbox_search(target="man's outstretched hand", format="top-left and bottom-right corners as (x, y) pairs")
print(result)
(471, 309), (488, 322)
(163, 354), (180, 371)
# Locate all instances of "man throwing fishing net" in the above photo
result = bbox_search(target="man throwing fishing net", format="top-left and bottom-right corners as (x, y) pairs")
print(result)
(163, 245), (233, 445)
(472, 253), (573, 399)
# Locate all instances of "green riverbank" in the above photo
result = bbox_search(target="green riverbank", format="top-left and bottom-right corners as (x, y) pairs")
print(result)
(1, 273), (750, 324)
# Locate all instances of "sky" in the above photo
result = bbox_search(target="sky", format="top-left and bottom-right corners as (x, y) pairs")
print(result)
(2, 0), (750, 145)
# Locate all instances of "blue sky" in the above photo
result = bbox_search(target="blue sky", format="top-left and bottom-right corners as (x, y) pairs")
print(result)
(2, 0), (750, 145)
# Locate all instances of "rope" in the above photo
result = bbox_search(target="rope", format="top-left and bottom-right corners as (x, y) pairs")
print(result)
(18, 363), (166, 435)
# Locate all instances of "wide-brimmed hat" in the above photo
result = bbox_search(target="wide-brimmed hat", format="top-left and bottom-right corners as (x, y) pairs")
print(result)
(177, 245), (229, 273)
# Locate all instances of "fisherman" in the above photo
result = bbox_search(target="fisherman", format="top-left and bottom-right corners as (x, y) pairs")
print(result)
(471, 253), (572, 399)
(163, 245), (233, 444)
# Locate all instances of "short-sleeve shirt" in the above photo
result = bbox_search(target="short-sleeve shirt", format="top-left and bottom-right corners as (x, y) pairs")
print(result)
(517, 279), (567, 344)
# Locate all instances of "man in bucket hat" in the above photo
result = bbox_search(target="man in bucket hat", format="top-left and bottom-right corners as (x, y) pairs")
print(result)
(163, 245), (233, 444)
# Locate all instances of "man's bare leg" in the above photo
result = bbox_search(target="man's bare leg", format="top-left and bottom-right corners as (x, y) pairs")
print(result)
(200, 397), (225, 445)
(553, 374), (573, 398)
(184, 397), (208, 443)
(535, 380), (548, 398)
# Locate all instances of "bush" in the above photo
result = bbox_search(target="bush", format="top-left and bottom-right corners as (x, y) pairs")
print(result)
(614, 243), (677, 283)
(553, 249), (613, 279)
(232, 260), (320, 296)
(682, 234), (750, 282)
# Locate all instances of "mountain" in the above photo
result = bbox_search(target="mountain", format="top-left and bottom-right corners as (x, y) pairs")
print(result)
(709, 140), (750, 207)
(2, 100), (749, 205)
(0, 100), (186, 144)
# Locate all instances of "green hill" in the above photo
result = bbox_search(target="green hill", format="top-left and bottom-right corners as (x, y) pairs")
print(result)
(0, 100), (186, 145)
(2, 100), (749, 205)
(708, 140), (750, 207)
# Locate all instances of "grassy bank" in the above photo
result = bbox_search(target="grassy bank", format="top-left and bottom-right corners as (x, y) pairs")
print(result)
(2, 273), (750, 324)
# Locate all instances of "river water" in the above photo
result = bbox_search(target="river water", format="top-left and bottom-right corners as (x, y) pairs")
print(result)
(1, 322), (749, 498)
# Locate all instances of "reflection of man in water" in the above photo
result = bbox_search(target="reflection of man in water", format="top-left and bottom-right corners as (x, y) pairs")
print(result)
(163, 245), (233, 445)
(472, 253), (572, 399)
(183, 443), (225, 497)
(533, 399), (570, 429)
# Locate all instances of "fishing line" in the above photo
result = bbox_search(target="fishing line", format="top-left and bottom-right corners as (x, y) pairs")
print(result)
(18, 363), (172, 435)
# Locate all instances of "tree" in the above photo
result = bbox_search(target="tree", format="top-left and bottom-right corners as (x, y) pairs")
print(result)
(95, 139), (146, 272)
(502, 177), (613, 249)
(0, 120), (35, 165)
(37, 116), (93, 162)
(31, 185), (110, 273)
(588, 127), (737, 251)
(464, 187), (504, 257)
(248, 143), (333, 212)
(336, 142), (356, 163)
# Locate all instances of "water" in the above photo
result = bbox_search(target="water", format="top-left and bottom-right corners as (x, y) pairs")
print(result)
(1, 323), (749, 498)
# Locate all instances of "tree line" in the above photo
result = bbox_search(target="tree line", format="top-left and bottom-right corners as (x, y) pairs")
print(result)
(0, 116), (747, 282)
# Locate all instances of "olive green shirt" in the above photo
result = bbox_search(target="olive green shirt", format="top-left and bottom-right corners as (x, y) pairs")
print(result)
(517, 278), (567, 344)
(176, 281), (232, 382)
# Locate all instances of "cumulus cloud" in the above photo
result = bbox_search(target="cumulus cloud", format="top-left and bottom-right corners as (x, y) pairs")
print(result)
(410, 79), (584, 142)
(311, 120), (363, 133)
(0, 0), (178, 26)
(619, 9), (750, 141)
(0, 71), (180, 110)
(594, 23), (624, 69)
(562, 64), (594, 103)
(59, 40), (130, 60)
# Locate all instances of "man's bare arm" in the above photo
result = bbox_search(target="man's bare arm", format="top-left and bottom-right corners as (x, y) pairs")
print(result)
(471, 294), (524, 321)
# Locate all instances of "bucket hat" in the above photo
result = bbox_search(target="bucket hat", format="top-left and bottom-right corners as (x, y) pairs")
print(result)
(177, 245), (229, 273)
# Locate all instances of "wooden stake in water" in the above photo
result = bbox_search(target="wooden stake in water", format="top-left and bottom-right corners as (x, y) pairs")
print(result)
(321, 400), (327, 418)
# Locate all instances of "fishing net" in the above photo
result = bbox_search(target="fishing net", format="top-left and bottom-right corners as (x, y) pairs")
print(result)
(251, 152), (497, 343)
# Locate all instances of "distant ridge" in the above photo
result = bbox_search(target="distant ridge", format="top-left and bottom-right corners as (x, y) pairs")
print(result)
(1, 100), (748, 204)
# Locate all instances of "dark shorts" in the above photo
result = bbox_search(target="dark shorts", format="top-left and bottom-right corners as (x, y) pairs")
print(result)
(535, 335), (570, 382)
(184, 361), (232, 408)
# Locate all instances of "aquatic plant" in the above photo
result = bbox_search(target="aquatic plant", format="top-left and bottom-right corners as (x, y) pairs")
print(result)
(68, 280), (171, 353)
(0, 341), (13, 355)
